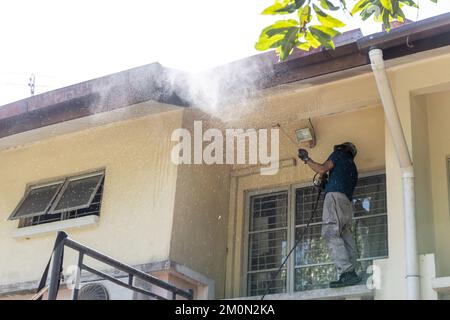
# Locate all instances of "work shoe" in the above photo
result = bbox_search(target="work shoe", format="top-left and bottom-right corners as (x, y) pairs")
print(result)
(329, 271), (362, 288)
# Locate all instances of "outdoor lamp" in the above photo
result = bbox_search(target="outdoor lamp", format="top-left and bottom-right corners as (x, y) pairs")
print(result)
(295, 123), (316, 148)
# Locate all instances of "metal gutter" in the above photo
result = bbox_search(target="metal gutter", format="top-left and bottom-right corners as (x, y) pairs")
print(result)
(266, 12), (450, 88)
(358, 12), (450, 52)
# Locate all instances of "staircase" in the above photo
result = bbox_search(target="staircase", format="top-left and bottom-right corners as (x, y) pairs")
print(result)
(33, 231), (193, 300)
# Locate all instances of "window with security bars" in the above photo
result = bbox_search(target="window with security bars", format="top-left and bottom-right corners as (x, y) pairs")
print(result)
(8, 170), (105, 228)
(295, 174), (387, 291)
(247, 191), (288, 296)
(246, 173), (388, 296)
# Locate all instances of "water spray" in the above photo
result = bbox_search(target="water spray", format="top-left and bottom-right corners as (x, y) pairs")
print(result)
(274, 123), (299, 149)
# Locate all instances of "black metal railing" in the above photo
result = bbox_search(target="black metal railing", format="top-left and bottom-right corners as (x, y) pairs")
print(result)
(42, 231), (193, 300)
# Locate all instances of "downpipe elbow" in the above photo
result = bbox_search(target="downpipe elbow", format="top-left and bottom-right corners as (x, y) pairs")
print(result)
(369, 48), (385, 71)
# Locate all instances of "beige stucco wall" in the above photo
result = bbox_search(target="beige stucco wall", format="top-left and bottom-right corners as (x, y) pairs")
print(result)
(224, 48), (450, 299)
(169, 110), (231, 299)
(374, 49), (450, 299)
(226, 105), (386, 297)
(0, 109), (183, 287)
(425, 91), (450, 277)
(411, 95), (436, 256)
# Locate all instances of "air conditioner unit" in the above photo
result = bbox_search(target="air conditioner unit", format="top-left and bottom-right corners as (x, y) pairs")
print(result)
(78, 278), (134, 300)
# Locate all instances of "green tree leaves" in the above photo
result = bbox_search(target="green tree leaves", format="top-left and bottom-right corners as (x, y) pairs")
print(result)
(261, 0), (307, 15)
(313, 4), (345, 27)
(257, 0), (345, 59)
(299, 5), (312, 27)
(256, 0), (431, 61)
(320, 0), (340, 10)
(278, 27), (301, 60)
(351, 0), (369, 15)
(380, 0), (393, 12)
(351, 0), (417, 31)
(255, 19), (299, 51)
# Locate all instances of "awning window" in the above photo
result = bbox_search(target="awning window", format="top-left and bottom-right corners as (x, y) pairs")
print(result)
(8, 170), (105, 221)
(50, 172), (104, 214)
(8, 182), (64, 220)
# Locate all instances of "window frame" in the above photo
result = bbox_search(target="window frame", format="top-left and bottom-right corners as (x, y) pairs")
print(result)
(8, 168), (105, 224)
(48, 170), (105, 214)
(18, 176), (105, 228)
(242, 169), (386, 296)
(242, 185), (291, 296)
(8, 180), (65, 220)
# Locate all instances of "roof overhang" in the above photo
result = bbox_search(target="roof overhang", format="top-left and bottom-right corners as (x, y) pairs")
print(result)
(0, 100), (181, 151)
(261, 12), (450, 89)
(0, 63), (191, 141)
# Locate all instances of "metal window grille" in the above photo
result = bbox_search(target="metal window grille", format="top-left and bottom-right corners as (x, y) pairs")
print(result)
(246, 173), (388, 296)
(247, 191), (288, 296)
(294, 174), (388, 291)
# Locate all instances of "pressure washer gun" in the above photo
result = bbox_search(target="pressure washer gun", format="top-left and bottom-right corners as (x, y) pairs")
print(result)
(313, 172), (328, 190)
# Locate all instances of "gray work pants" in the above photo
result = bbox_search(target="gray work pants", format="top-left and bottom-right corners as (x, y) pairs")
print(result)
(322, 192), (357, 276)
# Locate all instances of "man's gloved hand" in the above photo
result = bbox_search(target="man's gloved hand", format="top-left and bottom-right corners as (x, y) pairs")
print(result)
(298, 148), (310, 164)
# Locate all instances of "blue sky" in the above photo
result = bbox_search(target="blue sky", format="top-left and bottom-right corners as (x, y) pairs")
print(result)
(0, 0), (449, 105)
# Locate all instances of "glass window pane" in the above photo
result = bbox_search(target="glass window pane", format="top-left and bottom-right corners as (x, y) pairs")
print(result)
(249, 192), (288, 232)
(247, 269), (287, 296)
(9, 183), (62, 220)
(295, 187), (323, 225)
(354, 215), (388, 259)
(295, 264), (336, 291)
(53, 174), (103, 212)
(248, 230), (287, 271)
(294, 224), (332, 267)
(353, 175), (387, 217)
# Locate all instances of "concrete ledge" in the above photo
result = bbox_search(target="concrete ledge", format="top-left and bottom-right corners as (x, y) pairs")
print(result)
(229, 285), (374, 300)
(432, 276), (450, 294)
(13, 215), (99, 239)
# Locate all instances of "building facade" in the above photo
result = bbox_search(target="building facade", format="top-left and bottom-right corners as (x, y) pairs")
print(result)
(1, 13), (450, 300)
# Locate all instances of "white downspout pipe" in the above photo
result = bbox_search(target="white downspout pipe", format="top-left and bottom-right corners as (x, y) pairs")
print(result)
(369, 48), (420, 300)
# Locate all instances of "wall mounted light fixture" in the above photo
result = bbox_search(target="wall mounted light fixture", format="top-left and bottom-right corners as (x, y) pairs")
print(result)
(295, 119), (316, 148)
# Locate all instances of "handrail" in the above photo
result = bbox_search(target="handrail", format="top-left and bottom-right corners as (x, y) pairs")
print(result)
(43, 231), (193, 300)
(64, 238), (192, 298)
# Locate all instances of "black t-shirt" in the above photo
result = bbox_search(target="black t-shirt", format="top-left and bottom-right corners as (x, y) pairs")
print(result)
(324, 150), (358, 201)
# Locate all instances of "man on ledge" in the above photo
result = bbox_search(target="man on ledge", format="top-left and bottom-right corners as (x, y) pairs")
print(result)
(298, 142), (361, 288)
